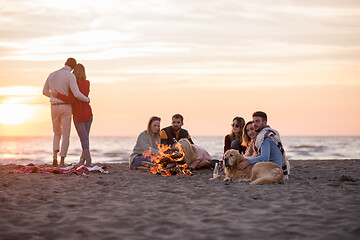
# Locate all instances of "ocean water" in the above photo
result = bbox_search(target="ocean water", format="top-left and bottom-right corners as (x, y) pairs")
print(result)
(0, 136), (359, 165)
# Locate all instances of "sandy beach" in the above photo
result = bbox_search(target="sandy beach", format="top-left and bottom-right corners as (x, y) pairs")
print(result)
(0, 160), (359, 240)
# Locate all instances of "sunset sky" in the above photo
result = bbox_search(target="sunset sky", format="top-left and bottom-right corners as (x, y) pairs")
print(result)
(0, 0), (359, 137)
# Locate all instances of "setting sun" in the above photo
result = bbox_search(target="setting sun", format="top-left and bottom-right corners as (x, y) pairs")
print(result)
(0, 1), (359, 136)
(0, 88), (45, 126)
(0, 1), (359, 239)
(0, 103), (36, 125)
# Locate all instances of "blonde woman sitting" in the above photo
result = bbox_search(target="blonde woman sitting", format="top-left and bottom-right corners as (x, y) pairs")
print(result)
(177, 139), (212, 170)
(129, 116), (161, 170)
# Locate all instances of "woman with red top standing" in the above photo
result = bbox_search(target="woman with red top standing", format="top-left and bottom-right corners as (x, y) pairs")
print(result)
(55, 63), (93, 166)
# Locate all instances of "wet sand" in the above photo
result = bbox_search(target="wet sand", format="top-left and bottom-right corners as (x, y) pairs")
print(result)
(0, 160), (359, 240)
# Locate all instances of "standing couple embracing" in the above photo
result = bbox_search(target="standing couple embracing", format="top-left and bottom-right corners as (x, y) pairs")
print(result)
(43, 58), (93, 167)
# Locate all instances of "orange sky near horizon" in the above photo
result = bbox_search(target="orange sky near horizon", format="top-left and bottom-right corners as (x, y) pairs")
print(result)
(1, 0), (360, 137)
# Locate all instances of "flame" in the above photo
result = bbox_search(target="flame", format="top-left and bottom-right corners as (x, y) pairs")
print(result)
(143, 143), (192, 176)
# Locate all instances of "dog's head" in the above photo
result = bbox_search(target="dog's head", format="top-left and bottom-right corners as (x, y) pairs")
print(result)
(223, 149), (245, 169)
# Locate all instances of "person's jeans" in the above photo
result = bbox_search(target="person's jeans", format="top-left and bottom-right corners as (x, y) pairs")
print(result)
(131, 155), (152, 170)
(74, 117), (93, 150)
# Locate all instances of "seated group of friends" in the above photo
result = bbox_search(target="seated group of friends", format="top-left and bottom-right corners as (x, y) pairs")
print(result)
(129, 111), (289, 177)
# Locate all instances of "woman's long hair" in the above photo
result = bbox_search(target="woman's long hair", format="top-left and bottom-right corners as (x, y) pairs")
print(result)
(242, 121), (253, 147)
(73, 63), (87, 82)
(229, 117), (245, 143)
(178, 138), (197, 165)
(146, 116), (161, 146)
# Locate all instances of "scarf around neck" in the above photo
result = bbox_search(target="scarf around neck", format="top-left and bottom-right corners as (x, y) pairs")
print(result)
(253, 125), (290, 178)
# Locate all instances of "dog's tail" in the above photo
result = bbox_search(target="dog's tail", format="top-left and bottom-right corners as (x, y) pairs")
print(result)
(250, 168), (285, 185)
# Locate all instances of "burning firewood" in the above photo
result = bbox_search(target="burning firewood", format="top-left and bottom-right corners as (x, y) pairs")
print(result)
(142, 144), (193, 176)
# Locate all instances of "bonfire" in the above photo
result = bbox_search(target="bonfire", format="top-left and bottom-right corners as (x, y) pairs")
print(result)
(142, 143), (193, 176)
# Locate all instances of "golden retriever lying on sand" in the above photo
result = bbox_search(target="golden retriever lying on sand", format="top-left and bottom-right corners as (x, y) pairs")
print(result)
(211, 149), (285, 185)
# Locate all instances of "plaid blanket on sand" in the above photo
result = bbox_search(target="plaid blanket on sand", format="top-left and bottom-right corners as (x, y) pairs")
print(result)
(10, 164), (108, 175)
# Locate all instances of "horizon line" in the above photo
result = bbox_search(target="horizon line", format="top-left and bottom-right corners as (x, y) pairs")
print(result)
(1, 135), (360, 138)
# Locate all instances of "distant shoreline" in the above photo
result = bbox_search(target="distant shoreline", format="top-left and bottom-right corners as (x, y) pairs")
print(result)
(1, 136), (360, 164)
(1, 135), (360, 137)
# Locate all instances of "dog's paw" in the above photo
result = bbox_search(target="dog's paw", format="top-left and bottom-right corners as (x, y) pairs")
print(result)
(223, 177), (231, 182)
